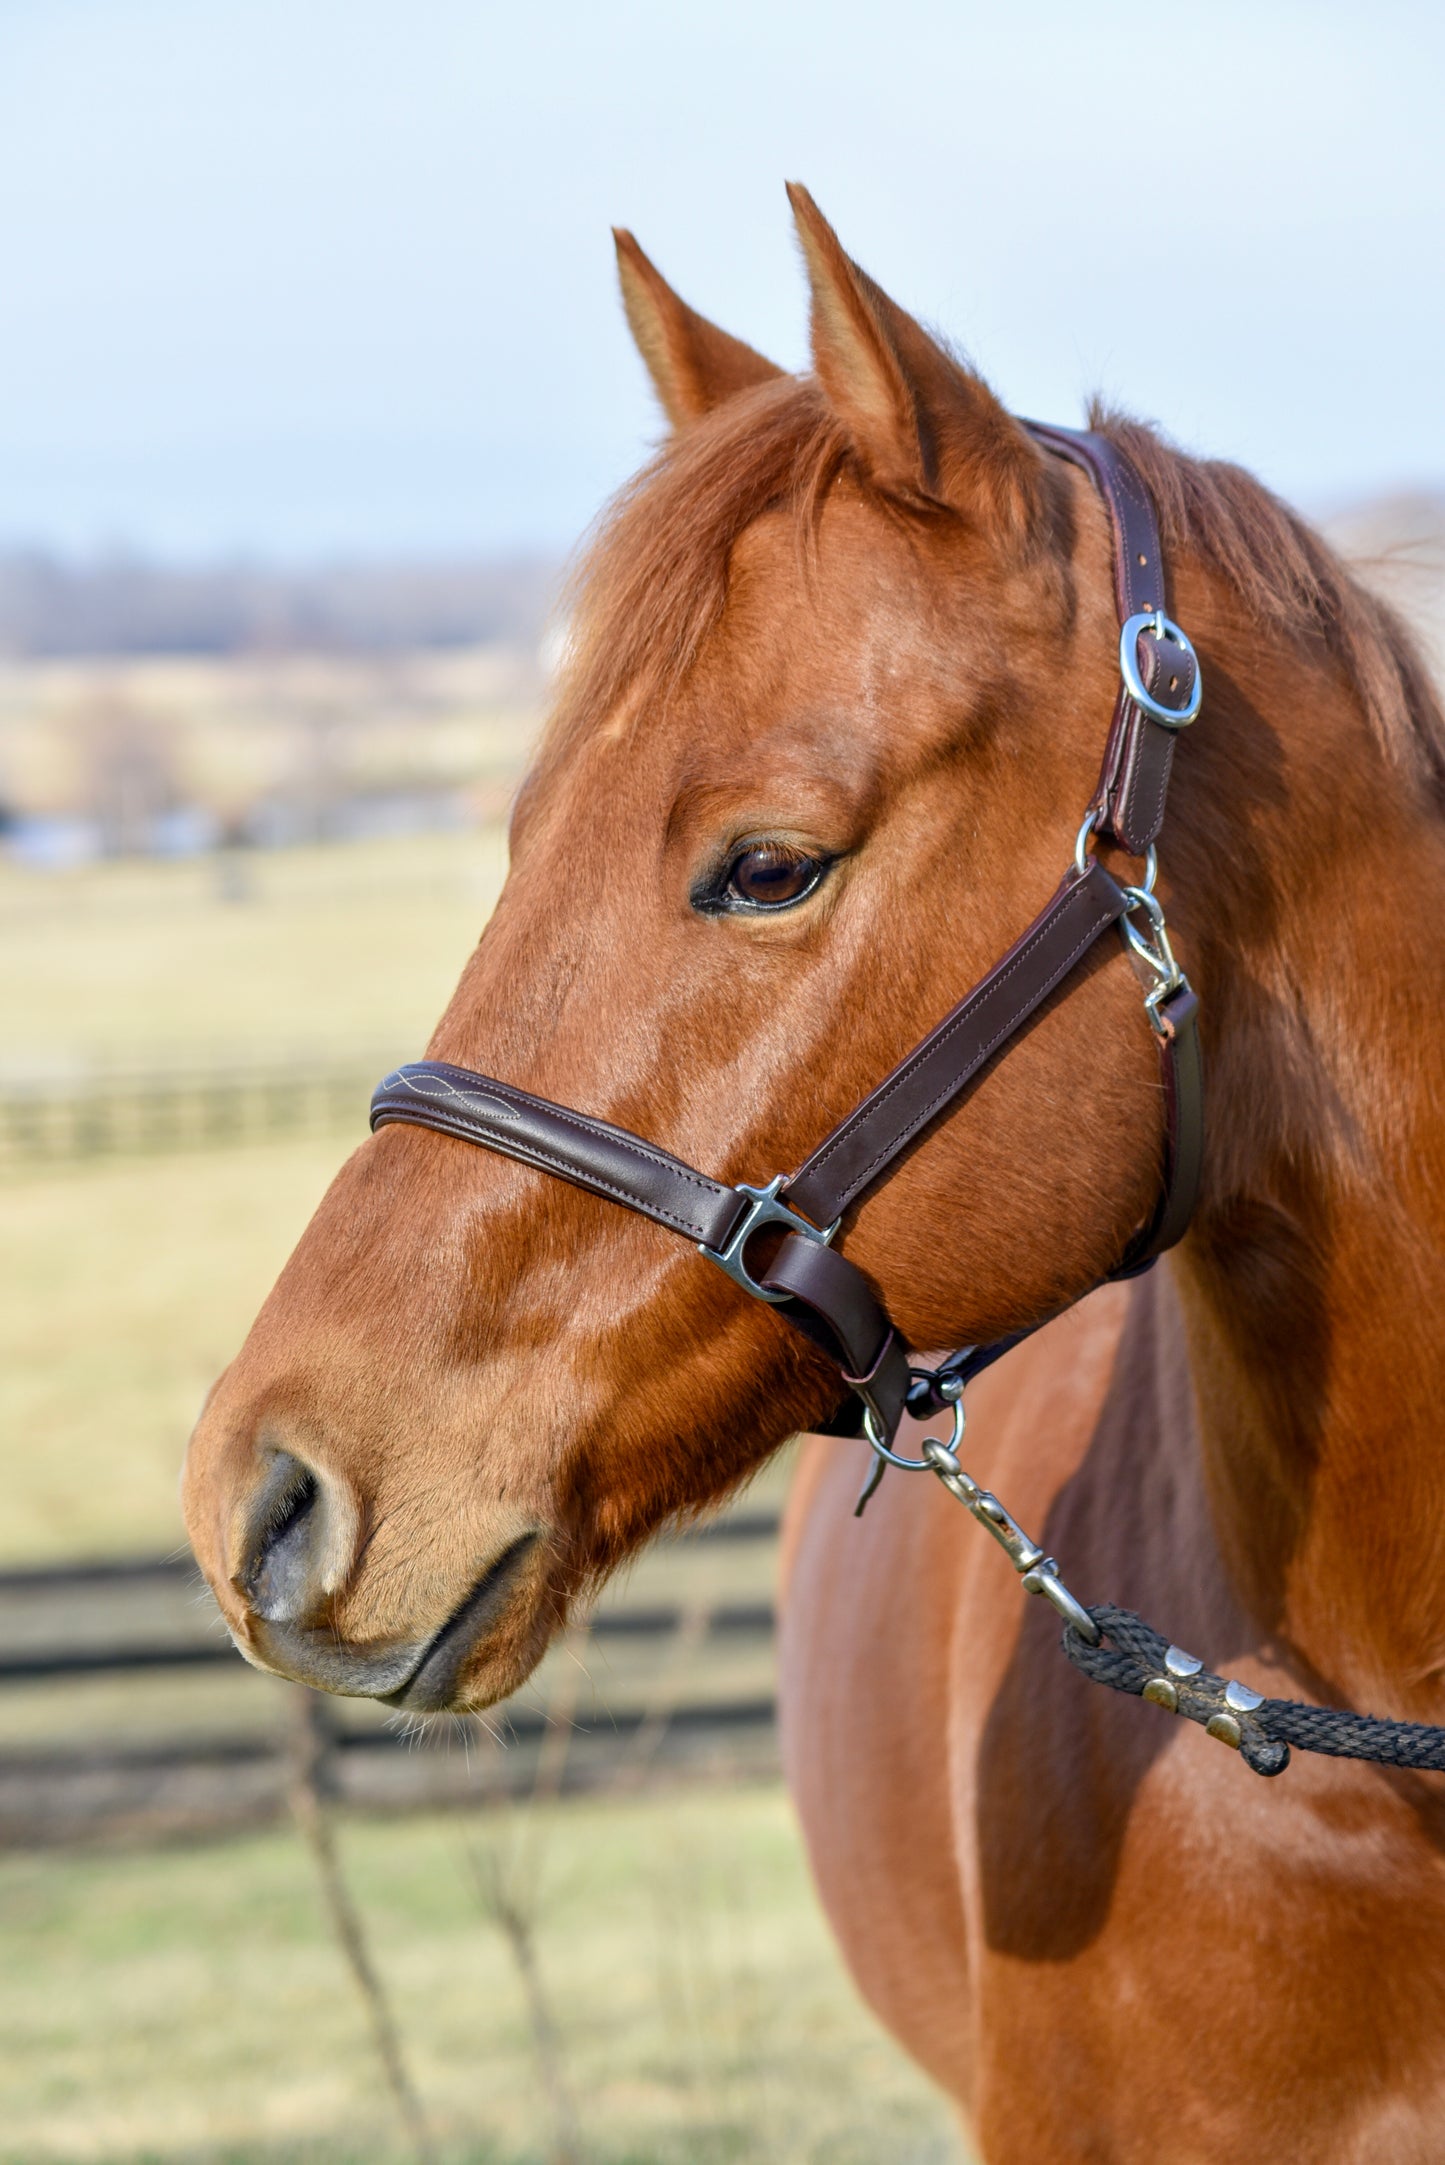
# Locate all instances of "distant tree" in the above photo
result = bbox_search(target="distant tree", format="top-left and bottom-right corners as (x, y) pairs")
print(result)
(64, 685), (183, 855)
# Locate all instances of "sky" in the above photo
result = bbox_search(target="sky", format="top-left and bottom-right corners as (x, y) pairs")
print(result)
(0, 0), (1441, 562)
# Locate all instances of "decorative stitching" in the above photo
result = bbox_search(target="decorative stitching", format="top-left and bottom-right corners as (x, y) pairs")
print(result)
(1117, 709), (1173, 851)
(373, 1101), (724, 1242)
(389, 1065), (730, 1200)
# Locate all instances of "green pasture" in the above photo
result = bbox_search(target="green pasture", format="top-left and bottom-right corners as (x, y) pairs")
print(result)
(0, 1786), (963, 2165)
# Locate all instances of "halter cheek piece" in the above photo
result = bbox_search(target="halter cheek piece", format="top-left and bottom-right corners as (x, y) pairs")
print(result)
(371, 424), (1204, 1468)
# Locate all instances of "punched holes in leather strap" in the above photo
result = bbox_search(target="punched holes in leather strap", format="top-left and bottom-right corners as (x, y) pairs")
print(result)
(1023, 424), (1165, 624)
(1128, 618), (1198, 725)
(1025, 425), (1198, 857)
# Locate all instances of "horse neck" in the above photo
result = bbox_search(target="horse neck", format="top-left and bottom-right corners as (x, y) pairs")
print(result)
(1166, 558), (1445, 1707)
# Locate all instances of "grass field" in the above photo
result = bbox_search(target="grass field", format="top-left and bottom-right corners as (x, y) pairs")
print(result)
(2, 831), (512, 1563)
(2, 1137), (362, 1561)
(0, 1785), (965, 2165)
(0, 645), (541, 832)
(2, 829), (507, 1061)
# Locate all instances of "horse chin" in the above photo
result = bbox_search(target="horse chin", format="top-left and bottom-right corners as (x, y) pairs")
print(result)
(237, 1525), (557, 1714)
(386, 1540), (559, 1714)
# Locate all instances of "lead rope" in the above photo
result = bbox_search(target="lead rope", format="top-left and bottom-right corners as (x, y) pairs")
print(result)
(881, 1388), (1445, 1781)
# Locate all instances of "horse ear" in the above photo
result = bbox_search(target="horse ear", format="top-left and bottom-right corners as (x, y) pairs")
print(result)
(613, 229), (783, 430)
(786, 183), (1044, 531)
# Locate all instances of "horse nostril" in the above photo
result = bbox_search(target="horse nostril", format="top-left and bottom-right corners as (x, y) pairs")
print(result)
(235, 1450), (336, 1625)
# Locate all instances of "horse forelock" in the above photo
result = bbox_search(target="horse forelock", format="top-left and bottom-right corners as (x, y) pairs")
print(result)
(543, 374), (851, 759)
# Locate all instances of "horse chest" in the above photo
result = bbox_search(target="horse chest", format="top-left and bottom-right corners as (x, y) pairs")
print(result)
(779, 1305), (1445, 2164)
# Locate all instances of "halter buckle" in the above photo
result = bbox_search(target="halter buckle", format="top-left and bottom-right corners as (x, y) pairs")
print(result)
(1119, 609), (1202, 729)
(701, 1176), (839, 1305)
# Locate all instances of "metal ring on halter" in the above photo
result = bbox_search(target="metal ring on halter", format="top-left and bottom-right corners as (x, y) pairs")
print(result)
(862, 1382), (966, 1471)
(1074, 809), (1157, 894)
(1118, 609), (1203, 728)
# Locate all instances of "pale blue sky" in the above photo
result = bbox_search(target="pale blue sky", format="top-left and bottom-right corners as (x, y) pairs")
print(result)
(1, 0), (1441, 559)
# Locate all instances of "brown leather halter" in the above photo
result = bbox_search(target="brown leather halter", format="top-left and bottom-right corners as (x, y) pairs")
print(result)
(365, 433), (1445, 1781)
(370, 424), (1204, 1483)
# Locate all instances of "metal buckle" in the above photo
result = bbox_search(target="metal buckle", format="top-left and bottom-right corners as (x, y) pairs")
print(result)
(1074, 808), (1157, 897)
(701, 1175), (839, 1304)
(1119, 609), (1203, 729)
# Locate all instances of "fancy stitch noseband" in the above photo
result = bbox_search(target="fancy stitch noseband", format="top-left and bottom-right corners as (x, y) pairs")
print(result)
(369, 423), (1445, 1781)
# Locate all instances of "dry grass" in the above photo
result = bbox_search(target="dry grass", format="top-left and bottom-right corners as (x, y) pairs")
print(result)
(0, 1137), (357, 1562)
(0, 646), (540, 822)
(2, 829), (507, 1062)
(0, 1786), (965, 2165)
(0, 830), (513, 1563)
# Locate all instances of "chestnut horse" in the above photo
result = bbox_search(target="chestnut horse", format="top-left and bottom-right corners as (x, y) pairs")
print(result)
(182, 189), (1445, 2160)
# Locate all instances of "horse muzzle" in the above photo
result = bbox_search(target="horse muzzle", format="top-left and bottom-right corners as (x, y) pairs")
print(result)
(218, 1446), (549, 1708)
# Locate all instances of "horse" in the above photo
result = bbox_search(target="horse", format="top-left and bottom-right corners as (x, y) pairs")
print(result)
(181, 186), (1445, 2160)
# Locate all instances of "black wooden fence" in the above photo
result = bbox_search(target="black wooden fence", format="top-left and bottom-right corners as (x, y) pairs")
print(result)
(0, 1511), (784, 1846)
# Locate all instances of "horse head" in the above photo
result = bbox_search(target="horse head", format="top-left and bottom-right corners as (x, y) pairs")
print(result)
(181, 189), (1176, 1710)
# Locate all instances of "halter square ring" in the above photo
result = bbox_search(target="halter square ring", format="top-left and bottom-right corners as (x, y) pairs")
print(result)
(702, 1175), (840, 1304)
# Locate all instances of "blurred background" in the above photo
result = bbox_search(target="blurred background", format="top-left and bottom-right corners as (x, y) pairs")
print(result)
(2, 3), (1442, 2161)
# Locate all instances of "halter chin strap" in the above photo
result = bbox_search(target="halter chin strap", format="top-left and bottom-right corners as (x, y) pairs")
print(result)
(369, 424), (1204, 1453)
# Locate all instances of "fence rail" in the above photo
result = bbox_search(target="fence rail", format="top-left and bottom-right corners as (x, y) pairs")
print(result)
(0, 1053), (396, 1170)
(0, 1509), (786, 1845)
(0, 1602), (778, 1684)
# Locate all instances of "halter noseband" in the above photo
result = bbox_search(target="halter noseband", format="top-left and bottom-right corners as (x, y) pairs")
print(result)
(370, 425), (1204, 1488)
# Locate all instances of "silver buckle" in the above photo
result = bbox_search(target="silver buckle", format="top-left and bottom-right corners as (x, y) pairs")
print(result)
(1119, 609), (1202, 729)
(1074, 806), (1158, 897)
(701, 1175), (839, 1304)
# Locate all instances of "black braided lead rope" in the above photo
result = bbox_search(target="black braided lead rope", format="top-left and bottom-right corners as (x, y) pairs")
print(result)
(1061, 1604), (1445, 1780)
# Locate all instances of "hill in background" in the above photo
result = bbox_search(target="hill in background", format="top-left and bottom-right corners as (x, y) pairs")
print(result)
(0, 494), (1439, 671)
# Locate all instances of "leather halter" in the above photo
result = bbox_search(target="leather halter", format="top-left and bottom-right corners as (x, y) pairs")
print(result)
(370, 425), (1204, 1463)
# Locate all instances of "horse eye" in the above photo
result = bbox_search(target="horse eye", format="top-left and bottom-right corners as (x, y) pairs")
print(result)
(726, 845), (825, 910)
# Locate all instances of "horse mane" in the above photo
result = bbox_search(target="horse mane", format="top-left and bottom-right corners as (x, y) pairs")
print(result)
(546, 372), (1445, 805)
